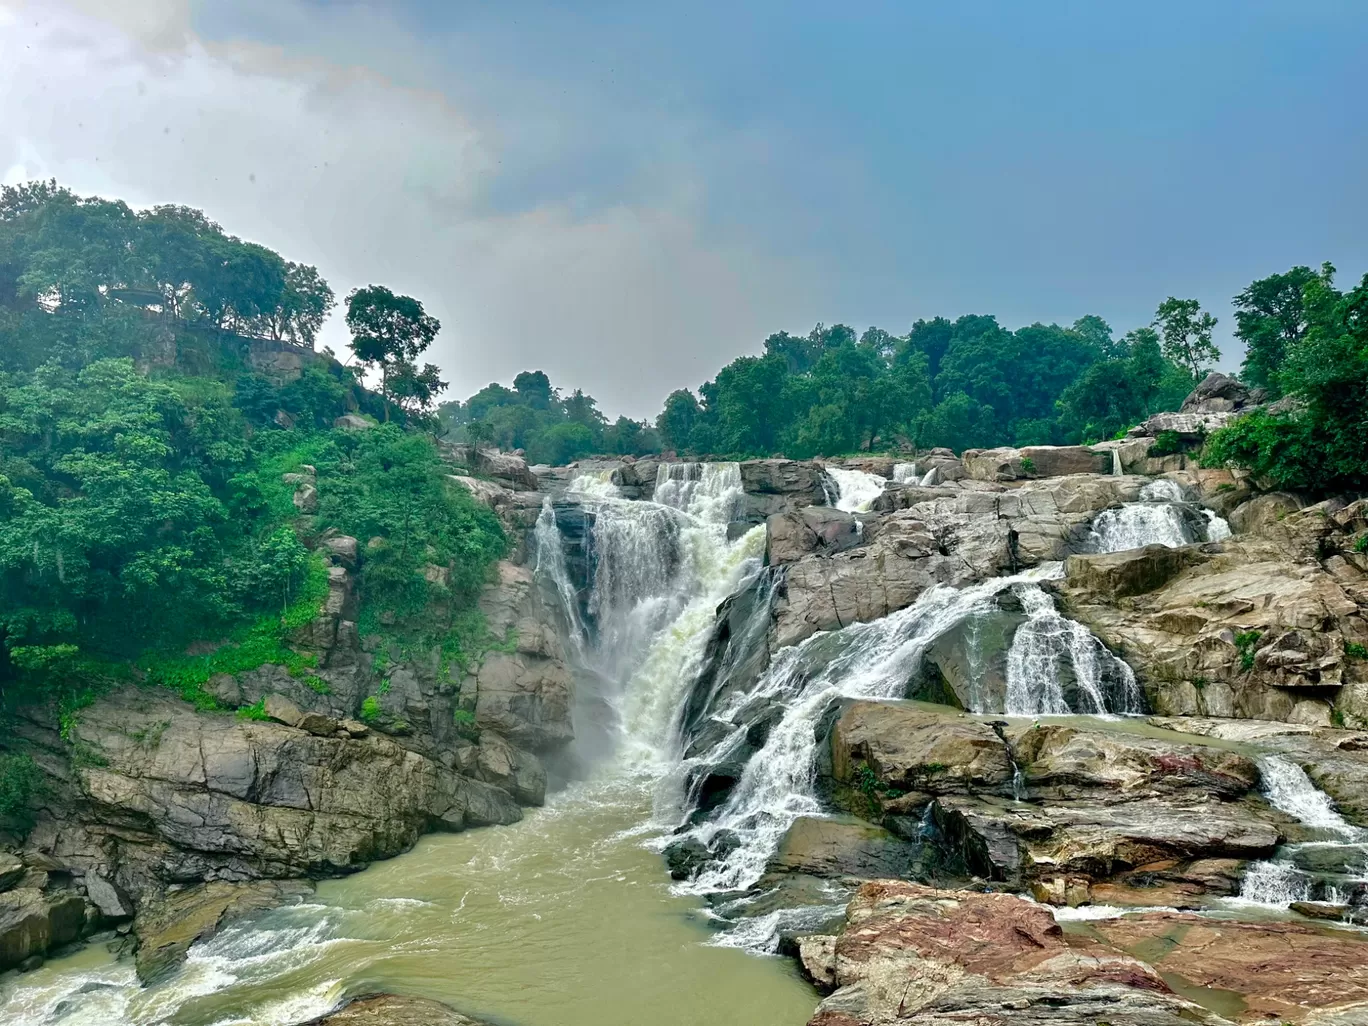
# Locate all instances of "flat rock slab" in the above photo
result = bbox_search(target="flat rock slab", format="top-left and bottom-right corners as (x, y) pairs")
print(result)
(1074, 912), (1368, 1023)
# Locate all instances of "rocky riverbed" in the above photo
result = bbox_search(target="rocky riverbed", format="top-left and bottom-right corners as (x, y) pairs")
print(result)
(6, 373), (1368, 1023)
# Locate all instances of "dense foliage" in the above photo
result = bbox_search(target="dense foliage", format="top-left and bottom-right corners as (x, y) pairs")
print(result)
(1205, 265), (1368, 493)
(439, 370), (662, 464)
(0, 183), (504, 732)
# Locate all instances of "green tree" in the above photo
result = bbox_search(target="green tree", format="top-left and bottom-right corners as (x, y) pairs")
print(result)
(345, 286), (441, 421)
(1234, 264), (1335, 394)
(656, 389), (701, 452)
(1153, 297), (1219, 380)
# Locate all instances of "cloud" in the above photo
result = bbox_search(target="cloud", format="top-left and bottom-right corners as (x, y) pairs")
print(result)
(0, 0), (815, 417)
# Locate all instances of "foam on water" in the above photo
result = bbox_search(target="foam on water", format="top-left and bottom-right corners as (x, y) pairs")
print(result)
(824, 467), (887, 513)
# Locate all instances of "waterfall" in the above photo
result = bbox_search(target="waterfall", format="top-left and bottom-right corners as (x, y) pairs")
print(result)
(824, 467), (886, 513)
(1088, 478), (1231, 553)
(1235, 755), (1367, 908)
(919, 467), (939, 487)
(1003, 584), (1141, 716)
(534, 498), (586, 656)
(892, 461), (920, 484)
(672, 567), (1088, 894)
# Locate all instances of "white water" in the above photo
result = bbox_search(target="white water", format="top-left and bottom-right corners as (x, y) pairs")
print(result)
(1089, 478), (1232, 553)
(1234, 755), (1368, 909)
(824, 467), (886, 512)
(535, 498), (586, 656)
(1111, 449), (1123, 476)
(919, 467), (939, 487)
(1004, 585), (1142, 716)
(891, 462), (920, 484)
(670, 564), (1135, 895)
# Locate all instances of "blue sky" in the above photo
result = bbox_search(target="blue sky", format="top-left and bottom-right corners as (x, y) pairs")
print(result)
(3, 1), (1366, 416)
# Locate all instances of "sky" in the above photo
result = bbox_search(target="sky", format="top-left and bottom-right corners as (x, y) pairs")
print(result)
(2, 0), (1366, 419)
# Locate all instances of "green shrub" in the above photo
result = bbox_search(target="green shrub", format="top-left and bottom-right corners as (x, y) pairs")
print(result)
(1149, 430), (1183, 457)
(1235, 630), (1263, 671)
(1345, 641), (1368, 660)
(236, 699), (269, 721)
(360, 696), (381, 722)
(1019, 456), (1036, 474)
(0, 753), (41, 820)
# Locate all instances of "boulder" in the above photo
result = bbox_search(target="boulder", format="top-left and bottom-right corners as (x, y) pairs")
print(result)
(830, 702), (1014, 797)
(0, 888), (86, 970)
(299, 994), (491, 1026)
(1180, 371), (1256, 414)
(1228, 491), (1308, 536)
(962, 445), (1110, 482)
(765, 816), (919, 879)
(740, 459), (824, 496)
(292, 482), (319, 514)
(1062, 543), (1209, 600)
(447, 475), (514, 511)
(264, 693), (305, 728)
(83, 872), (134, 919)
(321, 534), (360, 568)
(333, 414), (373, 431)
(0, 853), (24, 893)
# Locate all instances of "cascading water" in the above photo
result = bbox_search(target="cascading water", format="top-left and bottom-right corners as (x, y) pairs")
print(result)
(824, 467), (886, 513)
(1004, 585), (1142, 716)
(1088, 478), (1231, 553)
(892, 461), (920, 483)
(667, 565), (1140, 895)
(535, 498), (586, 657)
(1235, 755), (1368, 908)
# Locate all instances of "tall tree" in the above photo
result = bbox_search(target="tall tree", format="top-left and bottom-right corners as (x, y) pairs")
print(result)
(345, 285), (440, 420)
(1234, 264), (1334, 394)
(1153, 297), (1219, 379)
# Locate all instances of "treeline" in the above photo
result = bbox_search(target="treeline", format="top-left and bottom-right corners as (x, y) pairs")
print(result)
(0, 183), (503, 734)
(441, 302), (1218, 462)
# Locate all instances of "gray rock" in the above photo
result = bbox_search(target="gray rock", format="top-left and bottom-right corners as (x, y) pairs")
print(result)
(299, 994), (491, 1025)
(83, 873), (134, 919)
(333, 414), (373, 431)
(264, 693), (304, 728)
(0, 853), (25, 893)
(0, 888), (86, 970)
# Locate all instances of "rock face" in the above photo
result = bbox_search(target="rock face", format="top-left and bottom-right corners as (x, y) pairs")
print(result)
(806, 881), (1234, 1026)
(770, 474), (1145, 649)
(961, 444), (1112, 482)
(826, 703), (1280, 900)
(1056, 502), (1368, 726)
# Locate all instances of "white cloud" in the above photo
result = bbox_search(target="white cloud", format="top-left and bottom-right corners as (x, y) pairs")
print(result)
(0, 0), (813, 417)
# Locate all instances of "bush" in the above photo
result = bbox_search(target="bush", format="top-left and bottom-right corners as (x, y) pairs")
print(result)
(1149, 430), (1183, 457)
(0, 753), (41, 821)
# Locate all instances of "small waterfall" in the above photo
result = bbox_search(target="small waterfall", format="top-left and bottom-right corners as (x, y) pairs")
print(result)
(568, 468), (622, 498)
(1259, 756), (1361, 836)
(1111, 449), (1123, 476)
(824, 467), (886, 513)
(1003, 585), (1141, 716)
(1088, 478), (1230, 552)
(919, 467), (939, 487)
(892, 461), (920, 484)
(1236, 756), (1368, 908)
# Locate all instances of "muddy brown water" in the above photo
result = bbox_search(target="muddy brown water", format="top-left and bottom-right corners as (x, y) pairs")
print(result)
(0, 775), (818, 1026)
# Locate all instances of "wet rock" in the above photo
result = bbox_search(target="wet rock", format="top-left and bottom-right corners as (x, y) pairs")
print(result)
(0, 888), (86, 970)
(766, 507), (865, 565)
(300, 993), (491, 1025)
(807, 881), (1228, 1026)
(767, 816), (919, 879)
(134, 879), (314, 983)
(1078, 912), (1368, 1023)
(474, 733), (546, 806)
(830, 702), (1014, 798)
(663, 837), (711, 880)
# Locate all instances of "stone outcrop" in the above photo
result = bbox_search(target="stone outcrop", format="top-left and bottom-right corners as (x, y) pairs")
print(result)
(961, 444), (1112, 482)
(739, 459), (828, 520)
(1056, 506), (1368, 726)
(825, 703), (1282, 901)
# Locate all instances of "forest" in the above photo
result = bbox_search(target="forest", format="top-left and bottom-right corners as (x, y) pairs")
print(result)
(0, 182), (504, 790)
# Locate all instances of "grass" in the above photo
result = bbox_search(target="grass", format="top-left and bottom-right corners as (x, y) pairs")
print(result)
(1345, 641), (1368, 660)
